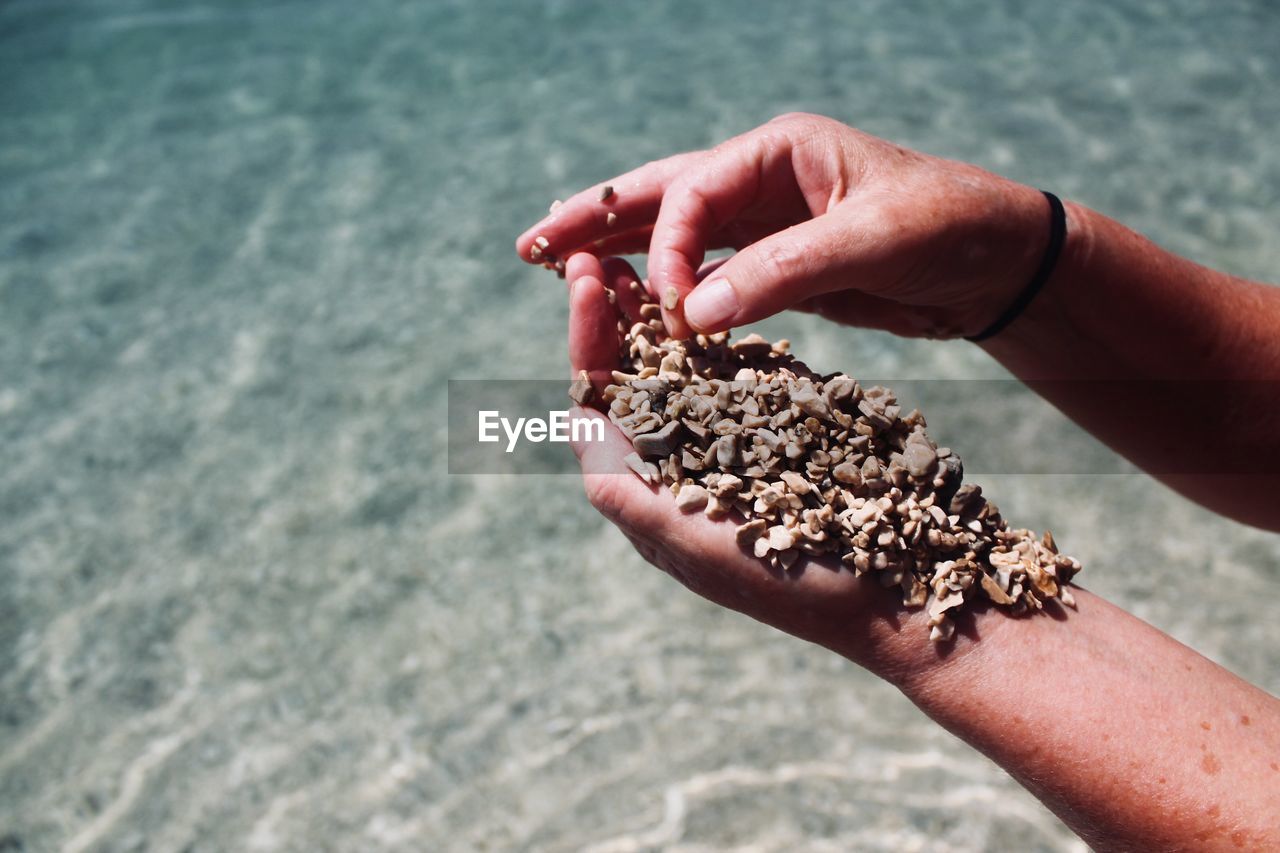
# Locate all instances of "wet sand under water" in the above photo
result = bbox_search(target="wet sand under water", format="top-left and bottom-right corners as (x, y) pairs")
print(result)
(2, 0), (1278, 849)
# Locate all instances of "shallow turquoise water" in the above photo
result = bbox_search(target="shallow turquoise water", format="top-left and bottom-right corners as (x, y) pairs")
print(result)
(2, 1), (1278, 850)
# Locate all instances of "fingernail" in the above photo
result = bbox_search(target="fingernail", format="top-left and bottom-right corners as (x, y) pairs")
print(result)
(683, 278), (739, 331)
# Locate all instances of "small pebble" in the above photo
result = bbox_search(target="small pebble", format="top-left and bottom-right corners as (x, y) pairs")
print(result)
(623, 452), (653, 484)
(904, 440), (937, 478)
(567, 278), (1082, 641)
(704, 496), (731, 519)
(675, 484), (709, 513)
(568, 370), (594, 405)
(735, 519), (767, 547)
(599, 185), (614, 201)
(632, 420), (681, 458)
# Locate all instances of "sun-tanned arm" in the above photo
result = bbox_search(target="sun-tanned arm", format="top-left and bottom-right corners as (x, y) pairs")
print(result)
(887, 586), (1280, 852)
(979, 202), (1280, 530)
(524, 113), (1280, 850)
(563, 252), (1280, 852)
(518, 112), (1280, 530)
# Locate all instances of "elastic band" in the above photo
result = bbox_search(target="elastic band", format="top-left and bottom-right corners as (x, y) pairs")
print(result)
(966, 190), (1067, 342)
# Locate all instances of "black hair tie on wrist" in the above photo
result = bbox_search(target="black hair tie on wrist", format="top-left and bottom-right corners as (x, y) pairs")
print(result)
(965, 190), (1067, 343)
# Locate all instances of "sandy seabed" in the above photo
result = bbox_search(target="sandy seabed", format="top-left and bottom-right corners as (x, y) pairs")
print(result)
(2, 0), (1278, 849)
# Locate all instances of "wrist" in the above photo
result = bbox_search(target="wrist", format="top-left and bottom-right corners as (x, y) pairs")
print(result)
(933, 174), (1059, 341)
(965, 191), (1070, 342)
(975, 199), (1261, 381)
(808, 578), (1017, 692)
(976, 199), (1095, 351)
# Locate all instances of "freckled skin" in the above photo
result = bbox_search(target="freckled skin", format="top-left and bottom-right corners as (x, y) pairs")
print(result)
(1201, 752), (1222, 775)
(566, 256), (1280, 852)
(543, 115), (1280, 852)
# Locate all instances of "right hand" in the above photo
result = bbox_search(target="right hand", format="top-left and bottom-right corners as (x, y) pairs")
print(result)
(517, 112), (1054, 341)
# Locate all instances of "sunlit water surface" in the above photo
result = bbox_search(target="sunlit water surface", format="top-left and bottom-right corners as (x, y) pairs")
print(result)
(2, 0), (1278, 849)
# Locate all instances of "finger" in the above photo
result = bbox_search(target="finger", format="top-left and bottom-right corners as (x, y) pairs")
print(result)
(566, 254), (621, 392)
(647, 131), (804, 337)
(599, 255), (729, 326)
(647, 149), (763, 337)
(588, 225), (655, 259)
(681, 206), (890, 333)
(563, 217), (790, 267)
(576, 219), (788, 262)
(515, 151), (705, 264)
(565, 250), (605, 286)
(601, 257), (650, 323)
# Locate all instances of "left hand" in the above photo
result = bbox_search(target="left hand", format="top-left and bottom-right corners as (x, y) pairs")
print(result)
(563, 251), (978, 678)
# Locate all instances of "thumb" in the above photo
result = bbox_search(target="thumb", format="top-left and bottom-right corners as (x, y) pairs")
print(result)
(682, 209), (882, 333)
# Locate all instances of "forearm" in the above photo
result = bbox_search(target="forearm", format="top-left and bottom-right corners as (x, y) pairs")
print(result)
(842, 589), (1280, 851)
(983, 201), (1280, 381)
(980, 202), (1280, 528)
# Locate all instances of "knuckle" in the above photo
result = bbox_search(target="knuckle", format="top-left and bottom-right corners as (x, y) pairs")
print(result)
(752, 240), (805, 285)
(663, 179), (717, 235)
(767, 111), (835, 137)
(769, 110), (818, 126)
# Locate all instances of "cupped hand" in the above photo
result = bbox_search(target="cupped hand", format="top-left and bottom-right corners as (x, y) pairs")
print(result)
(520, 113), (1051, 340)
(563, 252), (967, 677)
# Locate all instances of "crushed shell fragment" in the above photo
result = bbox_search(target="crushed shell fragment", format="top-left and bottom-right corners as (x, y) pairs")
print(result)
(568, 277), (1081, 641)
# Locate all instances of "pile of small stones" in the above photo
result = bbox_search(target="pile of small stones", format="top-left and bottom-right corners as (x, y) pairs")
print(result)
(570, 289), (1081, 642)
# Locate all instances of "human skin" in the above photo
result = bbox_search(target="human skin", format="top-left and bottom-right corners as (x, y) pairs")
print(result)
(518, 114), (1280, 849)
(517, 112), (1280, 529)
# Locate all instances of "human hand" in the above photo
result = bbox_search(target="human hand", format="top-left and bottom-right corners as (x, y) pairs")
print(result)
(519, 113), (1051, 340)
(563, 252), (980, 678)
